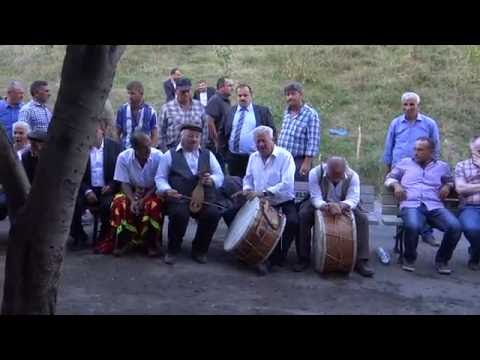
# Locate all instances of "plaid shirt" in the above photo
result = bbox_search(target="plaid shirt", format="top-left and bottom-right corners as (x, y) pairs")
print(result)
(278, 103), (320, 158)
(160, 99), (208, 150)
(18, 100), (52, 132)
(455, 159), (480, 206)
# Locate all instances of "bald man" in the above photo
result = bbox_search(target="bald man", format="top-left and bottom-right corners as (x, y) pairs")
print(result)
(295, 157), (374, 277)
(383, 91), (441, 247)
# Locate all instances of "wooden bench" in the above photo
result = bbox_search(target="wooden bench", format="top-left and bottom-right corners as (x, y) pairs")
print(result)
(294, 181), (380, 225)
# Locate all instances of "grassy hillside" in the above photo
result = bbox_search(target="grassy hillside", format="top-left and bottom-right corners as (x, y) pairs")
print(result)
(1, 45), (480, 189)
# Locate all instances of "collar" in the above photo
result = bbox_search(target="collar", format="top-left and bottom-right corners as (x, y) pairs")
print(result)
(237, 102), (253, 112)
(412, 157), (436, 167)
(32, 100), (46, 108)
(322, 163), (350, 180)
(402, 113), (422, 123)
(129, 101), (145, 110)
(286, 103), (305, 115)
(92, 138), (104, 151)
(176, 143), (200, 155)
(5, 100), (22, 109)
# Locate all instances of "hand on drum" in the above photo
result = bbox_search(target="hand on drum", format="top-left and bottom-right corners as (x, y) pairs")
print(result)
(322, 203), (342, 216)
(339, 202), (351, 215)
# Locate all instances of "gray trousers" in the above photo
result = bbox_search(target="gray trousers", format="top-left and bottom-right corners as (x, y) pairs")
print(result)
(296, 200), (370, 263)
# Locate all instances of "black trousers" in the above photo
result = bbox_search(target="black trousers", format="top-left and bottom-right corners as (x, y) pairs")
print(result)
(207, 144), (226, 172)
(296, 200), (371, 264)
(71, 187), (113, 241)
(226, 152), (250, 178)
(294, 156), (309, 182)
(166, 200), (221, 255)
(268, 200), (299, 266)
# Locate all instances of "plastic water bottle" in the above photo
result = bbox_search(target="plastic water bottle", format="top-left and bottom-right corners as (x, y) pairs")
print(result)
(376, 247), (390, 265)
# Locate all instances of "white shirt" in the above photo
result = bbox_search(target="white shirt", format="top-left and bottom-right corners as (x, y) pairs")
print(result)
(89, 139), (105, 188)
(228, 103), (257, 155)
(309, 164), (360, 209)
(155, 143), (224, 193)
(243, 145), (295, 206)
(114, 147), (163, 190)
(199, 92), (208, 107)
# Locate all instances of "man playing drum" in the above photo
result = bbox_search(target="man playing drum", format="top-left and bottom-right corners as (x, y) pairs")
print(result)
(295, 156), (375, 277)
(240, 125), (298, 275)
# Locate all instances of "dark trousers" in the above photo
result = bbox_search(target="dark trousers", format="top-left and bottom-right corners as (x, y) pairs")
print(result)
(207, 144), (226, 172)
(400, 203), (462, 263)
(268, 200), (299, 265)
(166, 200), (221, 255)
(294, 156), (309, 181)
(71, 187), (113, 241)
(458, 205), (480, 263)
(226, 152), (250, 178)
(296, 200), (370, 264)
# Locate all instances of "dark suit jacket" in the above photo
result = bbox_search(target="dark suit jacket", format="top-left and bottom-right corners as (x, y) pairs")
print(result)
(21, 150), (38, 184)
(193, 87), (216, 102)
(220, 103), (277, 156)
(163, 79), (176, 103)
(79, 138), (123, 196)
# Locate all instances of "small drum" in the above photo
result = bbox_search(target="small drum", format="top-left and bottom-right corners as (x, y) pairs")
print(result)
(224, 197), (286, 265)
(313, 210), (357, 274)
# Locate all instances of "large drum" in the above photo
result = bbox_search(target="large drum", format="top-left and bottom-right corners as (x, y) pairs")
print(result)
(224, 197), (286, 265)
(313, 210), (357, 274)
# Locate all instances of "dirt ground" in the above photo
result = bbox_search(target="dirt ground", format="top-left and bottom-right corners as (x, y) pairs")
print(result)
(1, 214), (480, 315)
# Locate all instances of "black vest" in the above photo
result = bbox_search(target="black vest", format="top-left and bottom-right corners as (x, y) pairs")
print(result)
(168, 148), (215, 201)
(316, 164), (353, 202)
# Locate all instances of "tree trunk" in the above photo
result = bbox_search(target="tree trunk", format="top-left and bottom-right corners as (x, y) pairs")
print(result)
(1, 45), (125, 314)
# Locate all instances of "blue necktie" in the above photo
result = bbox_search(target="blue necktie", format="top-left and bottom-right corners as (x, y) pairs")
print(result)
(233, 106), (247, 153)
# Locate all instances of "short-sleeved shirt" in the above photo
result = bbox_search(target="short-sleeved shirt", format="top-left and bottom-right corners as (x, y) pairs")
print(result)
(205, 92), (231, 131)
(278, 103), (321, 158)
(114, 147), (163, 190)
(18, 100), (52, 132)
(0, 100), (23, 142)
(116, 102), (158, 149)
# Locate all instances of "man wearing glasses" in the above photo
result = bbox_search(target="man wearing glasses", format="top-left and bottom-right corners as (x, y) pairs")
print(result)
(383, 91), (441, 247)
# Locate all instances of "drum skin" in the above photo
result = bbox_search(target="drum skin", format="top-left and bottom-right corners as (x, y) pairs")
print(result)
(224, 198), (286, 266)
(313, 210), (357, 274)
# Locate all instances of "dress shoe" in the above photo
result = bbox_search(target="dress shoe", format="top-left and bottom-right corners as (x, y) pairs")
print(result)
(292, 261), (309, 272)
(355, 259), (374, 277)
(402, 259), (416, 272)
(192, 253), (208, 264)
(164, 253), (176, 265)
(435, 261), (452, 275)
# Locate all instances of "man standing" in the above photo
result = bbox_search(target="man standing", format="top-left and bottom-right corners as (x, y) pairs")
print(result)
(295, 156), (374, 276)
(116, 81), (158, 149)
(0, 81), (24, 143)
(385, 137), (461, 274)
(278, 81), (321, 181)
(454, 135), (480, 271)
(193, 80), (216, 107)
(220, 83), (277, 177)
(110, 131), (164, 257)
(383, 91), (441, 246)
(241, 126), (298, 275)
(159, 78), (208, 151)
(155, 124), (224, 265)
(205, 77), (234, 171)
(21, 129), (48, 184)
(163, 67), (183, 103)
(18, 80), (52, 132)
(69, 119), (123, 250)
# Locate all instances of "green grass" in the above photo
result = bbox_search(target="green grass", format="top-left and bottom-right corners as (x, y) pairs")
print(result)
(1, 45), (479, 190)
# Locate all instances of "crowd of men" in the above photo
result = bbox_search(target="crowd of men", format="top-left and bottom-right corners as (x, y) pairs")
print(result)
(1, 68), (480, 279)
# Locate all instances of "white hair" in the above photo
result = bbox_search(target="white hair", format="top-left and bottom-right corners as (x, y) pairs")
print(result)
(401, 92), (420, 104)
(12, 121), (30, 136)
(253, 125), (273, 140)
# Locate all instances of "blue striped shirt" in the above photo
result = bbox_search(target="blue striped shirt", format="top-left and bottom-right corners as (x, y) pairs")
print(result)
(278, 103), (321, 158)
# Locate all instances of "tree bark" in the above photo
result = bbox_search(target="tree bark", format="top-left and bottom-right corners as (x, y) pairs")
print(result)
(1, 45), (125, 314)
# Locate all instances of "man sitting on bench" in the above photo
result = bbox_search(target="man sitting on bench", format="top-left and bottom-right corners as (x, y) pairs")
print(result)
(455, 135), (480, 271)
(385, 137), (461, 275)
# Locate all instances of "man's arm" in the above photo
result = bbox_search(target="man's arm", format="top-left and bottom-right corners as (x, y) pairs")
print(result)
(154, 150), (172, 193)
(263, 107), (277, 142)
(383, 120), (396, 173)
(242, 155), (254, 191)
(265, 153), (296, 195)
(455, 162), (480, 195)
(309, 166), (326, 209)
(341, 172), (360, 209)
